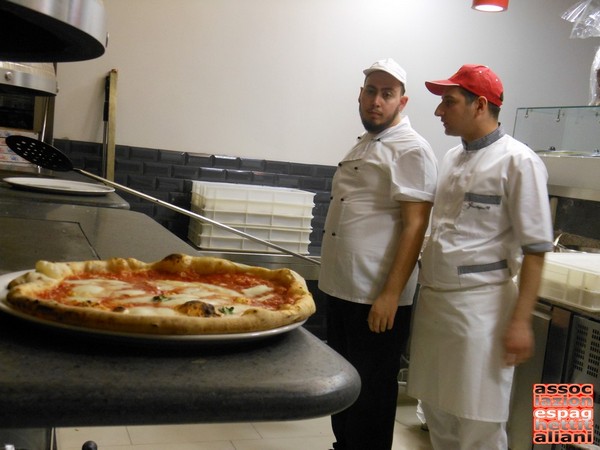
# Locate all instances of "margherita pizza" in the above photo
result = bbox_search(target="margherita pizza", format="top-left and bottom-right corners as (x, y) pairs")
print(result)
(5, 254), (315, 335)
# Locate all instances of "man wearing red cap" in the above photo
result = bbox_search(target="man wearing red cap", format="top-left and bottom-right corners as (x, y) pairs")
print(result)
(407, 65), (554, 449)
(319, 58), (438, 450)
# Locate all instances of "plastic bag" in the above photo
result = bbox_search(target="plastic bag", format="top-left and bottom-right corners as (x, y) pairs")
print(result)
(562, 0), (593, 23)
(562, 0), (600, 38)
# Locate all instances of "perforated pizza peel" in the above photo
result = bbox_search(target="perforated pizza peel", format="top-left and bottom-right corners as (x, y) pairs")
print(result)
(5, 135), (320, 266)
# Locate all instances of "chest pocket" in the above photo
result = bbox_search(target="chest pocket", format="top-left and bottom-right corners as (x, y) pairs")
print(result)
(463, 193), (501, 210)
(458, 192), (505, 238)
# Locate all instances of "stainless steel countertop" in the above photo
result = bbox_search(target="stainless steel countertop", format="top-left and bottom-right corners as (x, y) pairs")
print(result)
(0, 202), (194, 274)
(539, 296), (600, 319)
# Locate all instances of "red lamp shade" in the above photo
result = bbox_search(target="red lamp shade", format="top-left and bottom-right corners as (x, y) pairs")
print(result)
(472, 0), (509, 12)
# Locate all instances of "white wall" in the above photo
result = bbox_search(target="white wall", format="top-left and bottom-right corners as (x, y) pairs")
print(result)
(54, 0), (599, 165)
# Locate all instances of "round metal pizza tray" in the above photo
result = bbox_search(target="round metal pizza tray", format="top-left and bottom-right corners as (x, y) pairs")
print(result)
(3, 177), (115, 196)
(0, 270), (306, 344)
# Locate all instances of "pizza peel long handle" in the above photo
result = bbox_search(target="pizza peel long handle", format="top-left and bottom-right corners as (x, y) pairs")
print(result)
(74, 169), (322, 266)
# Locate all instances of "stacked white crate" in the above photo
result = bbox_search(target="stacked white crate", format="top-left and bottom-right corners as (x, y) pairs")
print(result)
(538, 253), (600, 311)
(188, 181), (315, 253)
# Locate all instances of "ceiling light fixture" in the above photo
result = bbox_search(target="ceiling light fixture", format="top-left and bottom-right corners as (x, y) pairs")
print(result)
(472, 0), (508, 12)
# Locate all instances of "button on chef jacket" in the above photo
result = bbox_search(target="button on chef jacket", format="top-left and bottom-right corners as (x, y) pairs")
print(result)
(319, 117), (438, 305)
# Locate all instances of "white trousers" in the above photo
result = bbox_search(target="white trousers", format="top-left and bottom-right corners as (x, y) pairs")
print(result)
(421, 401), (508, 450)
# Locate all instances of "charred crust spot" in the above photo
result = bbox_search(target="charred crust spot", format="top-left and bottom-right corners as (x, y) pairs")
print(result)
(163, 254), (185, 264)
(174, 300), (218, 317)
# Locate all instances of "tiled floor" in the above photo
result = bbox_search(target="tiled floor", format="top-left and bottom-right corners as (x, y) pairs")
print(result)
(56, 399), (433, 450)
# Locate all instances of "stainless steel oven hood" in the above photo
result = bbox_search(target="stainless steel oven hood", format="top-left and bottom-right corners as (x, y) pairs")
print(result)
(0, 0), (107, 62)
(0, 62), (57, 95)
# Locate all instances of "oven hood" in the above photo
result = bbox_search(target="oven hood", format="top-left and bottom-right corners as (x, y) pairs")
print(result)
(0, 0), (107, 62)
(0, 61), (57, 96)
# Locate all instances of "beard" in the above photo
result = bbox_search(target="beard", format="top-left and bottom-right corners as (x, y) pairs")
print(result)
(359, 105), (400, 134)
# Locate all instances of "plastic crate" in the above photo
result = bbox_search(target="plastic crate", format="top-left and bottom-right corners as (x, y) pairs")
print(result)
(192, 193), (314, 216)
(191, 181), (315, 205)
(190, 205), (314, 229)
(539, 253), (600, 311)
(189, 221), (312, 242)
(187, 230), (311, 254)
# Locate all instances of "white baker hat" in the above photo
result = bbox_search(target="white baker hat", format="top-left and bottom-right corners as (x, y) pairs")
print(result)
(363, 58), (407, 85)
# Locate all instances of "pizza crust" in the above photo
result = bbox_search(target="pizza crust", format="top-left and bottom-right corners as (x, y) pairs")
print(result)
(6, 254), (316, 335)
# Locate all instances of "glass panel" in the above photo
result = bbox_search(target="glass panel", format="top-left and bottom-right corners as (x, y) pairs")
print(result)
(513, 106), (600, 155)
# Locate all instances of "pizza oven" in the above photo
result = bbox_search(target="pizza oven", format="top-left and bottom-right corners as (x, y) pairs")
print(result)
(0, 0), (108, 160)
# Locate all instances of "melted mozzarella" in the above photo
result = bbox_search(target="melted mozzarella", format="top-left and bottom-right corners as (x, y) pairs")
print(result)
(70, 284), (105, 297)
(67, 279), (135, 303)
(242, 285), (272, 297)
(157, 280), (239, 296)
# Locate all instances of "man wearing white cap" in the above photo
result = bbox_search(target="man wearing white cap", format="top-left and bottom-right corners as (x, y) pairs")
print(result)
(407, 65), (554, 449)
(319, 58), (438, 450)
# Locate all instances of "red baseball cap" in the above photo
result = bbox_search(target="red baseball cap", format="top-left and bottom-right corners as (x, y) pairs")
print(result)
(425, 64), (504, 107)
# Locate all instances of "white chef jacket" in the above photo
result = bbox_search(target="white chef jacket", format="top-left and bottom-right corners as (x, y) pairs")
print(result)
(419, 130), (554, 290)
(318, 117), (437, 305)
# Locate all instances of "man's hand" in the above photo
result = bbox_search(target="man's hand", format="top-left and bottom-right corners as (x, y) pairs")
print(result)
(503, 317), (534, 366)
(368, 295), (398, 333)
(503, 252), (545, 366)
(366, 201), (432, 334)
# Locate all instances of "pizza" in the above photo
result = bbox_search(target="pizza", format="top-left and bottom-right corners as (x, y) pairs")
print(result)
(4, 253), (315, 335)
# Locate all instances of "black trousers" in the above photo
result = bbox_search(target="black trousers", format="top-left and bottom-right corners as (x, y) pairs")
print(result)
(326, 295), (412, 450)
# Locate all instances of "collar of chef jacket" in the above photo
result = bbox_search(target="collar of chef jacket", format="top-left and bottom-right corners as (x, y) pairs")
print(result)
(342, 116), (413, 162)
(461, 124), (505, 151)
